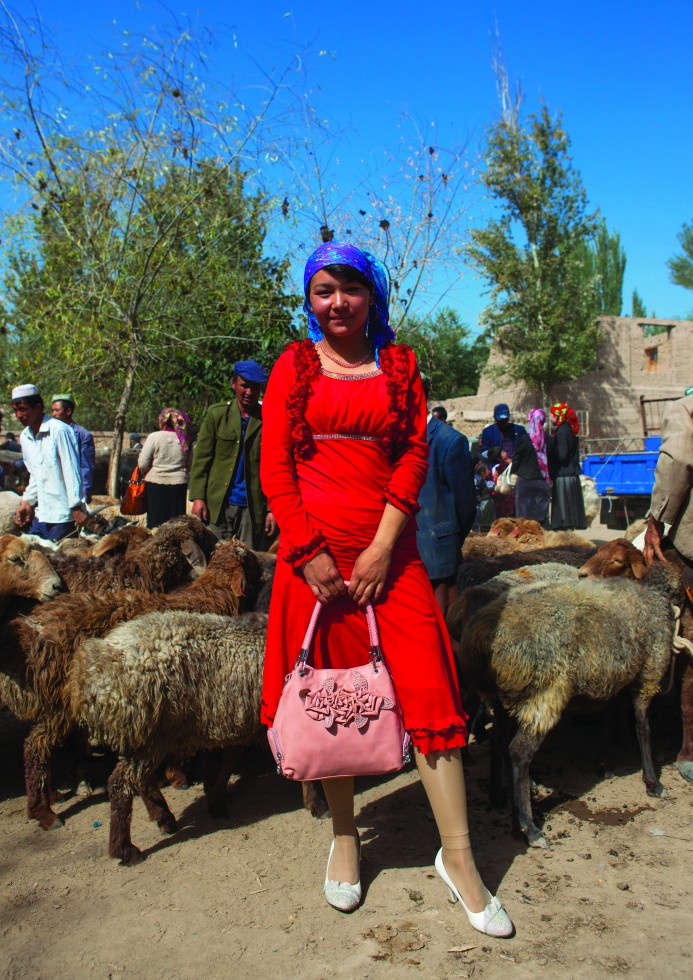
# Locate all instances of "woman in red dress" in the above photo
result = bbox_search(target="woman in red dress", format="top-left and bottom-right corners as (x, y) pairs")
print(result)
(260, 242), (512, 937)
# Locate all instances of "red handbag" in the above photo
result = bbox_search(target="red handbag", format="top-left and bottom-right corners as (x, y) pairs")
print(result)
(120, 464), (147, 516)
(267, 587), (411, 781)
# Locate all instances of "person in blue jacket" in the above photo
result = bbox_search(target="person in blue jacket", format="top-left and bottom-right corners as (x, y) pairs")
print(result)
(51, 393), (96, 503)
(416, 381), (476, 614)
(480, 403), (526, 459)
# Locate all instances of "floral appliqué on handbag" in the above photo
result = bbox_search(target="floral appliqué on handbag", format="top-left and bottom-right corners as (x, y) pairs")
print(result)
(300, 671), (395, 729)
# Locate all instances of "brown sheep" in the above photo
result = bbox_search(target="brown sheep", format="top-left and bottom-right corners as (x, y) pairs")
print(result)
(457, 544), (596, 594)
(0, 538), (262, 831)
(488, 517), (523, 537)
(46, 515), (217, 593)
(464, 522), (593, 560)
(579, 538), (693, 785)
(90, 524), (151, 558)
(578, 538), (647, 580)
(448, 560), (685, 847)
(0, 535), (63, 613)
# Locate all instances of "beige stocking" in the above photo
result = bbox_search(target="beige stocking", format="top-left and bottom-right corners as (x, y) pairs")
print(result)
(321, 776), (359, 883)
(415, 747), (488, 911)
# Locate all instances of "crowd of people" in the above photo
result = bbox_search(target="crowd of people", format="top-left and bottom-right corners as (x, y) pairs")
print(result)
(3, 365), (588, 552)
(470, 400), (587, 533)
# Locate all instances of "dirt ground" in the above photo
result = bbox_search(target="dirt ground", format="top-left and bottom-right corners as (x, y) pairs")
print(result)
(1, 703), (691, 980)
(1, 518), (691, 980)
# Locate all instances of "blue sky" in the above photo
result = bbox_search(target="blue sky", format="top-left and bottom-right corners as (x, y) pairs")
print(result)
(7, 0), (693, 325)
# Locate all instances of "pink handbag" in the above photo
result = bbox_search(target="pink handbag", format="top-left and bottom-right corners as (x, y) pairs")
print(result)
(267, 588), (411, 781)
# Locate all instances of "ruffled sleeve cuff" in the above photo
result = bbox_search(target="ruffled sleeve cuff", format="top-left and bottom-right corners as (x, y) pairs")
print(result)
(282, 531), (329, 567)
(382, 487), (421, 517)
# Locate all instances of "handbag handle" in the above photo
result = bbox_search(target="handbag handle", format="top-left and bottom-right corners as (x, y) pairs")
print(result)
(296, 581), (381, 674)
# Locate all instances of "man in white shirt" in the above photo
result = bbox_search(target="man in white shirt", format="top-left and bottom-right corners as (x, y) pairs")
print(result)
(11, 383), (86, 542)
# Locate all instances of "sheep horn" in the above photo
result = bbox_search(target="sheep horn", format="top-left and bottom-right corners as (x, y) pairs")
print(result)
(671, 604), (693, 659)
(181, 538), (207, 576)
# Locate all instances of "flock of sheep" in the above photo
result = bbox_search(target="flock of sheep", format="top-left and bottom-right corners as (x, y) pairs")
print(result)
(1, 492), (691, 866)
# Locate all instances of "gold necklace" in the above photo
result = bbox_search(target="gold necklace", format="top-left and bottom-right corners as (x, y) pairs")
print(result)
(318, 340), (372, 369)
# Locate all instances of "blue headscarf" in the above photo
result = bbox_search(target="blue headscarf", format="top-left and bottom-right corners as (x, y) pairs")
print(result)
(303, 242), (395, 365)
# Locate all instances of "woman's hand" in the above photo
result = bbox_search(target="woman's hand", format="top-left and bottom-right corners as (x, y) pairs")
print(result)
(348, 542), (392, 607)
(302, 551), (347, 605)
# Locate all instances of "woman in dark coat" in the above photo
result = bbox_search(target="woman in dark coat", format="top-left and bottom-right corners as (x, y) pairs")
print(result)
(546, 402), (587, 530)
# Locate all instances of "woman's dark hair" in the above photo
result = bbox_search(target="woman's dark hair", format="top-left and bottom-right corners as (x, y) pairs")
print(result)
(308, 263), (372, 292)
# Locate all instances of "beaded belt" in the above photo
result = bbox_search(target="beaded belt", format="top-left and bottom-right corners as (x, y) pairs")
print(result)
(313, 433), (383, 443)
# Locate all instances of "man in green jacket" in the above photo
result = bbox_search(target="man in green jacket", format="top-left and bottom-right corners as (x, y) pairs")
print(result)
(189, 360), (276, 549)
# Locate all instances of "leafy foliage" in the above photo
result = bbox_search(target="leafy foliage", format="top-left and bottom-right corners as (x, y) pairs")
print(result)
(465, 104), (600, 394)
(396, 308), (489, 400)
(2, 163), (298, 430)
(0, 13), (298, 489)
(631, 289), (648, 318)
(668, 219), (693, 295)
(576, 220), (626, 315)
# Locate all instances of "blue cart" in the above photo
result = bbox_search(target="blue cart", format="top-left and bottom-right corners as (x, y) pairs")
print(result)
(581, 436), (661, 529)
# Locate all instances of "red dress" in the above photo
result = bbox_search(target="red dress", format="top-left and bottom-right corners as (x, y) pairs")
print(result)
(260, 340), (467, 754)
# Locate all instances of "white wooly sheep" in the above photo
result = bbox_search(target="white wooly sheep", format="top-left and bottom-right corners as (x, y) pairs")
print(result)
(69, 609), (267, 864)
(0, 492), (22, 536)
(580, 475), (600, 525)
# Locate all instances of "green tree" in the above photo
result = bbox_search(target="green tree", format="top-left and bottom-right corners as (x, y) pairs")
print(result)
(465, 101), (599, 396)
(3, 162), (298, 431)
(631, 289), (648, 318)
(668, 219), (693, 292)
(396, 309), (489, 400)
(0, 13), (297, 491)
(577, 220), (626, 315)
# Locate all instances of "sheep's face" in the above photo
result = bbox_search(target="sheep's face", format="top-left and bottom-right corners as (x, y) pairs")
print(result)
(489, 518), (520, 538)
(0, 536), (64, 601)
(577, 540), (646, 581)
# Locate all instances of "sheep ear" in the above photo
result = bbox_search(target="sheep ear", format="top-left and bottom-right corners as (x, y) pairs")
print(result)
(181, 538), (207, 575)
(631, 552), (648, 579)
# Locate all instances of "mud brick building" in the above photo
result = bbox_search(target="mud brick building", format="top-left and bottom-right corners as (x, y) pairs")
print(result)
(447, 317), (693, 447)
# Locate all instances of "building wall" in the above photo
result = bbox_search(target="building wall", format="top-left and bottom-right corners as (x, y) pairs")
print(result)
(445, 317), (693, 442)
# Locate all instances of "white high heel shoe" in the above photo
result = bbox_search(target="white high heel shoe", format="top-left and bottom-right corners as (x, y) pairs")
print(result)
(435, 848), (514, 938)
(323, 839), (362, 912)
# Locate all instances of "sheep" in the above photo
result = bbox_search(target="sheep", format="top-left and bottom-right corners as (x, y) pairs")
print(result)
(488, 517), (526, 538)
(577, 537), (647, 581)
(251, 551), (276, 614)
(447, 559), (685, 848)
(463, 523), (593, 560)
(580, 475), (600, 524)
(69, 610), (268, 864)
(46, 515), (217, 593)
(0, 535), (63, 613)
(0, 538), (262, 831)
(88, 494), (148, 528)
(0, 492), (22, 537)
(457, 544), (596, 594)
(91, 524), (151, 558)
(579, 538), (693, 786)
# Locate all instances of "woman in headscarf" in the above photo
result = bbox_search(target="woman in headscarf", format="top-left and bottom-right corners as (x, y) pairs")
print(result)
(546, 402), (587, 530)
(137, 408), (193, 529)
(260, 242), (512, 936)
(509, 408), (551, 526)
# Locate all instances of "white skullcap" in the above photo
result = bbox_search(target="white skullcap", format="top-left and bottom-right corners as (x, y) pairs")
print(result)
(11, 384), (40, 400)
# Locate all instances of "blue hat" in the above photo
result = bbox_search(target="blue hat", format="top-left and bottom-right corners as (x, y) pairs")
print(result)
(233, 359), (268, 384)
(493, 403), (510, 420)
